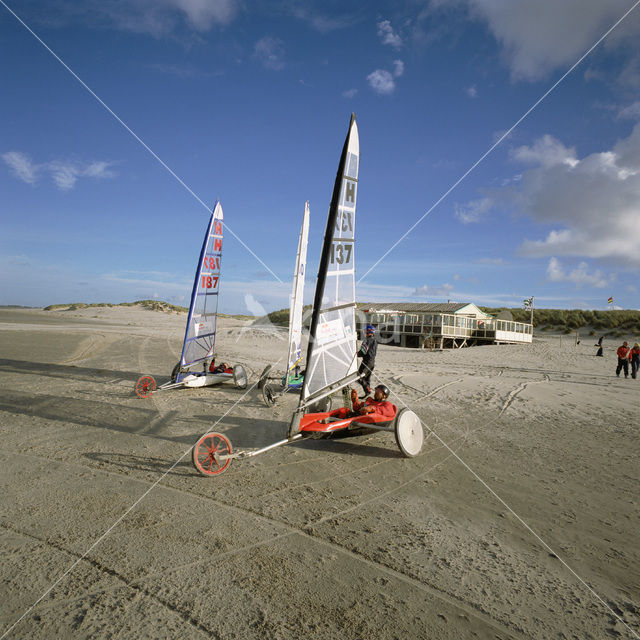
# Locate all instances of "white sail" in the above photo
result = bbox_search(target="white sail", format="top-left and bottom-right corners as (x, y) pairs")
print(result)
(286, 201), (310, 376)
(179, 201), (223, 374)
(301, 116), (359, 403)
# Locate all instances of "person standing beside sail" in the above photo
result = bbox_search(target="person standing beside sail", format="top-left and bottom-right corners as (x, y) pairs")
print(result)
(358, 324), (377, 395)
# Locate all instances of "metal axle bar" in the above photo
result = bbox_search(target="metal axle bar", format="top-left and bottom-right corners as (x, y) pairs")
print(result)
(220, 434), (304, 462)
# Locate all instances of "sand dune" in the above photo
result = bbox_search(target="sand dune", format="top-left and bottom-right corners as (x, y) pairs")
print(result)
(0, 307), (638, 639)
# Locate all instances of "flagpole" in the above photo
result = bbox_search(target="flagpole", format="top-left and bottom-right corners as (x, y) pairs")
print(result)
(524, 296), (534, 336)
(530, 298), (534, 328)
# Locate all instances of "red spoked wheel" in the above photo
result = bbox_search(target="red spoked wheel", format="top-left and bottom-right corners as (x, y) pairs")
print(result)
(192, 432), (233, 476)
(135, 375), (156, 398)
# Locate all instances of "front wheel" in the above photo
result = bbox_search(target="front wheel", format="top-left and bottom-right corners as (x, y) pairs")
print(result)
(233, 364), (248, 389)
(394, 409), (423, 458)
(135, 375), (156, 398)
(192, 432), (233, 476)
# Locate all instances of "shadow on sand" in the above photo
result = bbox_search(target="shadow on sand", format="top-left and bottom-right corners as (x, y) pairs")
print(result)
(83, 451), (195, 477)
(0, 357), (145, 384)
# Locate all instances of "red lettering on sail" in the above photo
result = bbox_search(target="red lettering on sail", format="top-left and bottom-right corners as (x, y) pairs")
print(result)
(214, 239), (222, 252)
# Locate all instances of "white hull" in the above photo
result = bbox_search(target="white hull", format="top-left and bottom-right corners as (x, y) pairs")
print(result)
(182, 372), (232, 388)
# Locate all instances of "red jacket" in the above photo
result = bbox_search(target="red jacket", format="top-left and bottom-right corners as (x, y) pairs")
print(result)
(631, 347), (640, 361)
(364, 398), (396, 418)
(617, 345), (631, 359)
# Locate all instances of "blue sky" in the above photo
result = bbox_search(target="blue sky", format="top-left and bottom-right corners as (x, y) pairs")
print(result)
(2, 0), (640, 314)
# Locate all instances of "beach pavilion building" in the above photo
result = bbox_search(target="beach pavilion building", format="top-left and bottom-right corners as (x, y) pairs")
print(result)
(356, 302), (533, 349)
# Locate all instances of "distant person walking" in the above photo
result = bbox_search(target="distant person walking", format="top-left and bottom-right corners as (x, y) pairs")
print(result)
(597, 335), (604, 347)
(357, 324), (377, 395)
(616, 341), (631, 378)
(596, 344), (603, 357)
(630, 343), (640, 380)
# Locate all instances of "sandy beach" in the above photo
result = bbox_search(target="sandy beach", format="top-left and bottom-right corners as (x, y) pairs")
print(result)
(0, 306), (638, 639)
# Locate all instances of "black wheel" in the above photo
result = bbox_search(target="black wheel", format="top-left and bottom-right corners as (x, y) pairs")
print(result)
(257, 365), (272, 389)
(233, 364), (248, 389)
(192, 432), (233, 476)
(170, 362), (181, 383)
(261, 383), (278, 407)
(394, 409), (423, 458)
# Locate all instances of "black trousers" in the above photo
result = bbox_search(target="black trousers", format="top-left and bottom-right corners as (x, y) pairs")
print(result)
(358, 362), (373, 391)
(616, 358), (629, 377)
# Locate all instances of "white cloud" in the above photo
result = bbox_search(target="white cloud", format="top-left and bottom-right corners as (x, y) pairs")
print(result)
(511, 135), (579, 168)
(441, 0), (640, 82)
(8, 254), (31, 267)
(83, 161), (117, 179)
(618, 101), (640, 120)
(48, 162), (79, 191)
(290, 7), (354, 33)
(392, 59), (405, 77)
(367, 69), (395, 95)
(342, 88), (358, 99)
(367, 59), (405, 94)
(477, 257), (503, 265)
(2, 152), (39, 184)
(3, 152), (116, 190)
(171, 0), (237, 30)
(413, 283), (454, 297)
(377, 20), (402, 48)
(546, 257), (609, 288)
(455, 196), (493, 223)
(356, 282), (417, 302)
(466, 84), (477, 98)
(48, 160), (116, 190)
(254, 36), (285, 70)
(506, 124), (640, 265)
(78, 0), (238, 37)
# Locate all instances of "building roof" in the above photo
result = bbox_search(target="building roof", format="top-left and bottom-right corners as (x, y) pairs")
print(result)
(357, 302), (480, 314)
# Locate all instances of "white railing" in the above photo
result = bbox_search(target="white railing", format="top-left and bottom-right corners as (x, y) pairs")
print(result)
(358, 312), (532, 344)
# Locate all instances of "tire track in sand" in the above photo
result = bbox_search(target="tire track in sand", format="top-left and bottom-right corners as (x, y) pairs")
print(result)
(498, 375), (550, 417)
(57, 333), (113, 365)
(0, 522), (212, 639)
(391, 375), (463, 402)
(0, 452), (528, 640)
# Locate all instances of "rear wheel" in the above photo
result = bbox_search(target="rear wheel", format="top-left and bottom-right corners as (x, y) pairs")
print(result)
(192, 432), (233, 476)
(394, 409), (423, 457)
(233, 364), (248, 389)
(261, 383), (278, 407)
(257, 365), (272, 389)
(135, 375), (156, 398)
(170, 362), (181, 383)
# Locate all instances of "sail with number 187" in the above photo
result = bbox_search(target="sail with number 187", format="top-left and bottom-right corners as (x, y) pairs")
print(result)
(134, 201), (247, 397)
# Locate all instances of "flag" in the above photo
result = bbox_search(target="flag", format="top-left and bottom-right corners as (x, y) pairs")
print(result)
(524, 296), (534, 309)
(607, 296), (613, 305)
